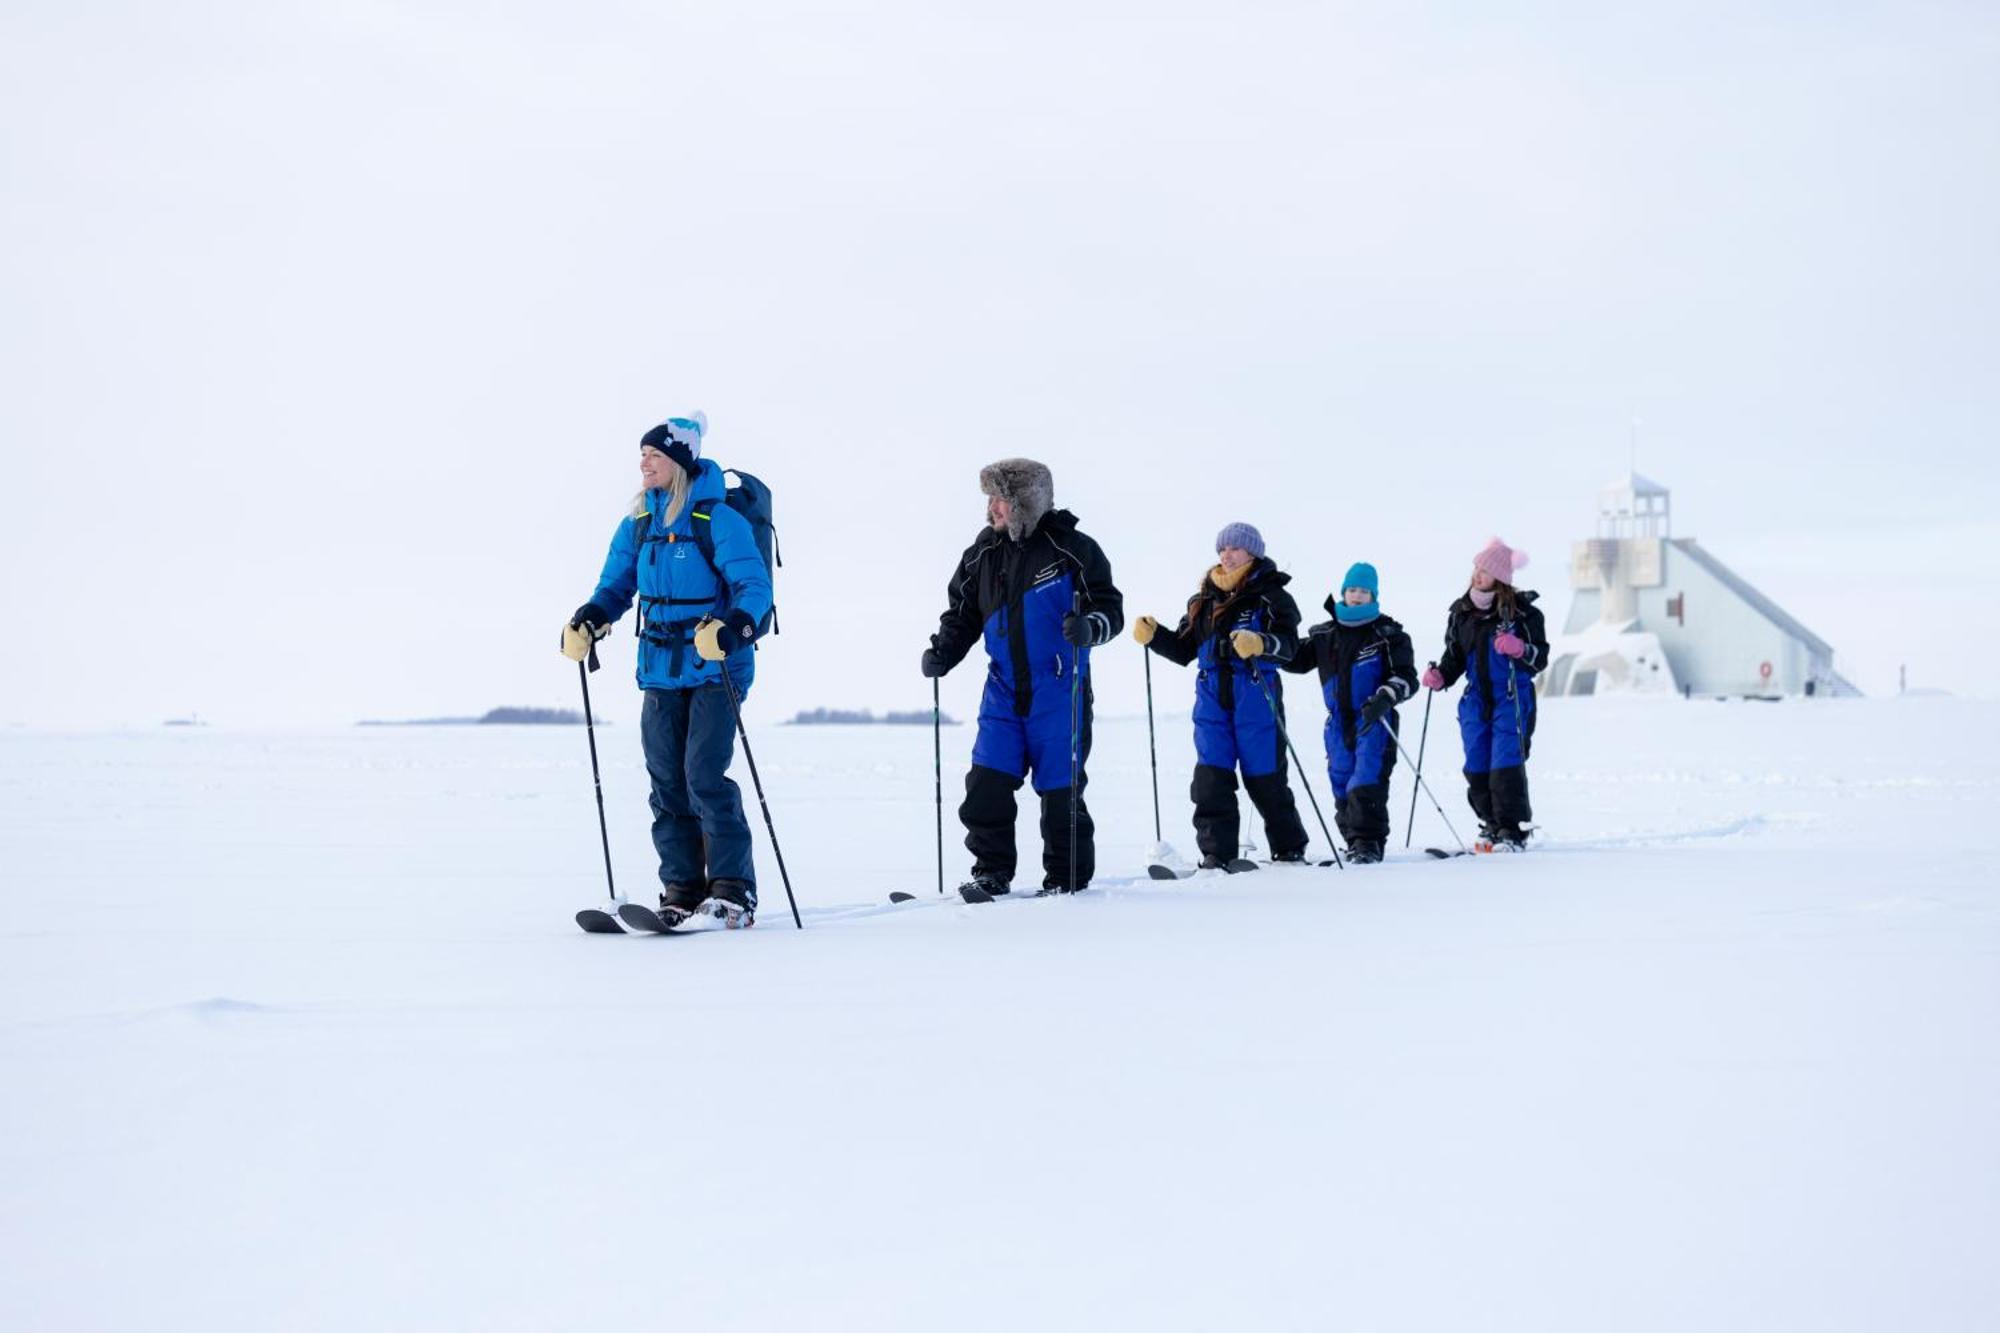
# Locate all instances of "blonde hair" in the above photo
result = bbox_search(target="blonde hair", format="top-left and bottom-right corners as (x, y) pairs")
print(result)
(630, 461), (693, 525)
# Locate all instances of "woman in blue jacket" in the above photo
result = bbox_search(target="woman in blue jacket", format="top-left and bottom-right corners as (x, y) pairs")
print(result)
(561, 413), (773, 925)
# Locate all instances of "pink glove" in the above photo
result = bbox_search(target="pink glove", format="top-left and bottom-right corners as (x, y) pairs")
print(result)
(1421, 666), (1445, 691)
(1494, 631), (1525, 659)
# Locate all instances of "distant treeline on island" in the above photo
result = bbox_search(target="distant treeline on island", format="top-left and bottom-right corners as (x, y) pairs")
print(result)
(359, 706), (588, 727)
(786, 708), (959, 726)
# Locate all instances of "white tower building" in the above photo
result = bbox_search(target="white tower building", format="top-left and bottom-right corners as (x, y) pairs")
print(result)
(1546, 474), (1860, 699)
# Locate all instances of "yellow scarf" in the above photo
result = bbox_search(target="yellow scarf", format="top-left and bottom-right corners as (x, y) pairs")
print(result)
(1208, 561), (1252, 593)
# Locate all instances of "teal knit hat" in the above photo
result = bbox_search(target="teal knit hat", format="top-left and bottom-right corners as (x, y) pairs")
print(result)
(1335, 562), (1381, 625)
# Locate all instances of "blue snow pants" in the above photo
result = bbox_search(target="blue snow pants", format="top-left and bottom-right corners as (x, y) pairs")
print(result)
(1193, 666), (1283, 778)
(963, 668), (1095, 889)
(642, 682), (756, 904)
(1457, 653), (1536, 833)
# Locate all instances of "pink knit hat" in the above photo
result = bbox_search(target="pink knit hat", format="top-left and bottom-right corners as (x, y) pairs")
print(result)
(1472, 537), (1528, 585)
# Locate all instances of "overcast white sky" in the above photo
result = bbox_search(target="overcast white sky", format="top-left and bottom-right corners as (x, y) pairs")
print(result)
(3, 1), (1995, 729)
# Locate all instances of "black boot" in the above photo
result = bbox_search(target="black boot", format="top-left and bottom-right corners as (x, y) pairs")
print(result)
(1346, 841), (1384, 865)
(957, 874), (1011, 901)
(659, 881), (707, 918)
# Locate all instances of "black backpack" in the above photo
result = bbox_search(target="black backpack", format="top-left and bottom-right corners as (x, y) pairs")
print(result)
(691, 469), (780, 636)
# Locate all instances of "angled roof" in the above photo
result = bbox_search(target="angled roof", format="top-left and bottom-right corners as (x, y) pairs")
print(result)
(1671, 539), (1833, 657)
(1603, 471), (1670, 497)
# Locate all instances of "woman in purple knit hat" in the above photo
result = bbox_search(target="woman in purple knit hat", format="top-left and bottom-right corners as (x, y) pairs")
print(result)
(1134, 522), (1309, 869)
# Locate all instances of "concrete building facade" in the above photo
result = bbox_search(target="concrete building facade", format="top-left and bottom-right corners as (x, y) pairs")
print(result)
(1549, 474), (1860, 699)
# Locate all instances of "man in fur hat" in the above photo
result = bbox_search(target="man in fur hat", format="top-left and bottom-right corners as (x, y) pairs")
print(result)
(922, 459), (1124, 896)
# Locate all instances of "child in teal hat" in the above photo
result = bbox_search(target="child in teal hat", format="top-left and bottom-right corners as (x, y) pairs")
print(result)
(1281, 561), (1417, 862)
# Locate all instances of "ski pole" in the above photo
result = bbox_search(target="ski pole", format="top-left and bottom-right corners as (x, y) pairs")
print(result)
(933, 676), (945, 896)
(1068, 590), (1082, 894)
(1373, 715), (1468, 854)
(1143, 644), (1161, 843)
(577, 658), (617, 903)
(1247, 664), (1343, 869)
(1404, 667), (1435, 850)
(717, 665), (804, 930)
(1506, 654), (1529, 760)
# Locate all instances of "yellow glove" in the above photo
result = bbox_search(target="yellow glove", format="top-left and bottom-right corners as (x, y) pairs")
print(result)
(561, 605), (610, 661)
(560, 617), (609, 662)
(1231, 629), (1267, 660)
(694, 618), (727, 662)
(1133, 615), (1159, 646)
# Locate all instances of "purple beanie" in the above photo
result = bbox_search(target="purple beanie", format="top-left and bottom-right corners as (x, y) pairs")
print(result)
(1216, 522), (1265, 559)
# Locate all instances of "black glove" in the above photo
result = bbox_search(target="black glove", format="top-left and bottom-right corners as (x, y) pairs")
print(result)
(920, 648), (948, 679)
(1061, 610), (1107, 647)
(1358, 687), (1396, 733)
(719, 608), (759, 650)
(695, 610), (759, 662)
(569, 603), (610, 634)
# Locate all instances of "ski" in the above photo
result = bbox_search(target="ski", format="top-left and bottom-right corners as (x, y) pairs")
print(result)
(1147, 858), (1258, 880)
(616, 902), (694, 933)
(959, 883), (1087, 903)
(889, 891), (919, 903)
(1426, 843), (1529, 859)
(575, 907), (626, 934)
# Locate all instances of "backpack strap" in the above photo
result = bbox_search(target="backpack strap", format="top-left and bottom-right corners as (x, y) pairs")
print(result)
(689, 499), (719, 568)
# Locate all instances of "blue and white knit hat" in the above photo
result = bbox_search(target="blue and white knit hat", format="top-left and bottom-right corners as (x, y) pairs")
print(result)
(639, 410), (707, 476)
(1215, 522), (1265, 559)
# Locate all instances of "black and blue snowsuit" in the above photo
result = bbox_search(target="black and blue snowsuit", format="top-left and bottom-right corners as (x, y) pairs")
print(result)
(1146, 559), (1308, 861)
(1434, 589), (1548, 838)
(1283, 604), (1417, 849)
(583, 459), (772, 904)
(928, 509), (1123, 889)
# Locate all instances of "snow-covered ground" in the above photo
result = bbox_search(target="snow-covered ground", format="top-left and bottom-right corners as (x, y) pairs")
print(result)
(3, 696), (1997, 1331)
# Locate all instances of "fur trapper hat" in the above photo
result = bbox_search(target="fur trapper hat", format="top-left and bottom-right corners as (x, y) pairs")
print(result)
(979, 458), (1054, 541)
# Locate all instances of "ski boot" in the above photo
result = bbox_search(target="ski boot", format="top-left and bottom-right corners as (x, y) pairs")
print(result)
(1270, 849), (1308, 864)
(956, 874), (1010, 903)
(1198, 853), (1236, 870)
(1491, 826), (1531, 854)
(1346, 841), (1384, 865)
(1037, 875), (1089, 897)
(702, 879), (757, 929)
(657, 882), (706, 925)
(1473, 822), (1500, 854)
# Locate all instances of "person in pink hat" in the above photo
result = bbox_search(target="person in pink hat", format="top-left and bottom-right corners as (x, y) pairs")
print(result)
(1420, 538), (1549, 851)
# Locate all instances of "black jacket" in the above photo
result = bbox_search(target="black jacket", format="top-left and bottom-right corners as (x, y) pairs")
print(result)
(929, 509), (1124, 717)
(1282, 603), (1418, 749)
(1434, 589), (1548, 721)
(1146, 558), (1300, 712)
